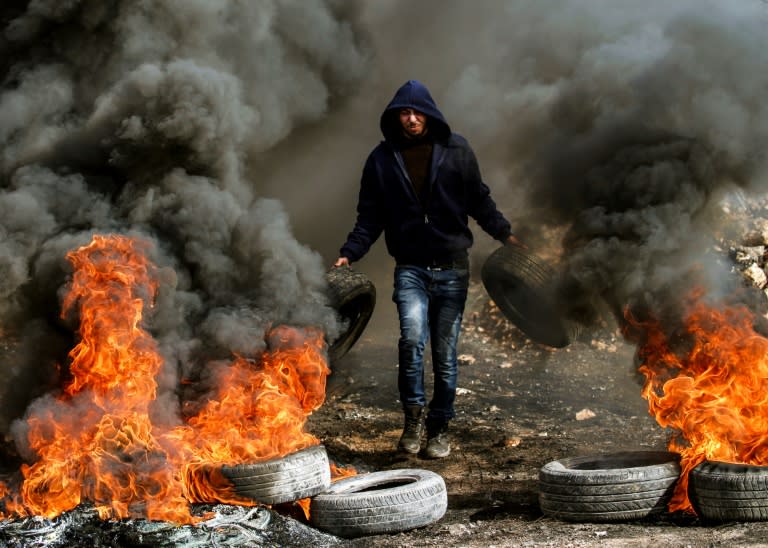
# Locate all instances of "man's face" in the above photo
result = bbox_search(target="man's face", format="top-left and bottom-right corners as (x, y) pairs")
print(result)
(399, 108), (427, 137)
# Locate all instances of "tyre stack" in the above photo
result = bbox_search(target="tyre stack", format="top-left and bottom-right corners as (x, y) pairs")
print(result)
(220, 445), (448, 538)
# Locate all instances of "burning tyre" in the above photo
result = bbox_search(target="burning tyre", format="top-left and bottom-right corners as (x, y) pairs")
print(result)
(481, 244), (578, 348)
(309, 468), (447, 538)
(324, 266), (376, 363)
(689, 461), (768, 522)
(539, 451), (680, 522)
(220, 444), (331, 505)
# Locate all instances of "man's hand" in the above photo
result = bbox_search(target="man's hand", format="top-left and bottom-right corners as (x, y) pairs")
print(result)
(334, 257), (350, 268)
(506, 234), (527, 249)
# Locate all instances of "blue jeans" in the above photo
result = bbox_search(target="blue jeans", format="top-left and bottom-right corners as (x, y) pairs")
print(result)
(392, 265), (469, 422)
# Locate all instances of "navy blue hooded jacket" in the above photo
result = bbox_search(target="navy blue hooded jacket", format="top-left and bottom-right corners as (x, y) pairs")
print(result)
(340, 80), (512, 266)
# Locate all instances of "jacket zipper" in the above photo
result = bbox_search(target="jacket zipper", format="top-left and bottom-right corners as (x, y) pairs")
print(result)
(392, 149), (428, 222)
(392, 147), (437, 225)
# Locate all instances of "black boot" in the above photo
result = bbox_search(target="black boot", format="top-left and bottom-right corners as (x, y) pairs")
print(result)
(397, 405), (425, 454)
(425, 419), (450, 459)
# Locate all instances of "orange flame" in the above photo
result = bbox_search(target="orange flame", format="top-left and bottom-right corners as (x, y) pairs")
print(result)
(628, 288), (768, 513)
(280, 464), (358, 522)
(330, 462), (357, 482)
(0, 234), (331, 523)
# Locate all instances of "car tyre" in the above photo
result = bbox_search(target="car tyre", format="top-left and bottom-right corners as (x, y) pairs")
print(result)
(689, 460), (768, 522)
(310, 468), (447, 537)
(220, 444), (331, 505)
(539, 451), (681, 522)
(481, 244), (579, 347)
(324, 266), (376, 363)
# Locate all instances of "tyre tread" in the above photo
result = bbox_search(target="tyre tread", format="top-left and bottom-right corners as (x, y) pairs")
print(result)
(538, 451), (680, 523)
(220, 445), (330, 505)
(310, 469), (447, 537)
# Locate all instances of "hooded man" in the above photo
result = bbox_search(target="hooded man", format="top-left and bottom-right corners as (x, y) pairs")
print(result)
(334, 80), (524, 458)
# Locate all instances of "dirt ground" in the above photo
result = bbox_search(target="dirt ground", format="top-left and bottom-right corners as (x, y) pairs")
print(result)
(307, 278), (768, 548)
(3, 233), (768, 546)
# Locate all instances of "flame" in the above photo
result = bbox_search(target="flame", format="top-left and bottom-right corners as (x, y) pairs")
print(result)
(330, 462), (357, 481)
(282, 464), (358, 522)
(628, 287), (768, 513)
(0, 234), (331, 524)
(295, 498), (312, 521)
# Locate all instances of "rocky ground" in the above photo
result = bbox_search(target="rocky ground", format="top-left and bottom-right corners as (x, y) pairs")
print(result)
(302, 191), (768, 547)
(4, 193), (768, 546)
(307, 280), (768, 547)
(4, 284), (768, 547)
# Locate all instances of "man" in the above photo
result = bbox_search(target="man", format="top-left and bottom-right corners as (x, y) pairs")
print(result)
(334, 80), (524, 458)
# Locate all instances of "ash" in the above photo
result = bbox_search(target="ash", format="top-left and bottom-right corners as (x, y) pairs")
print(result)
(0, 504), (342, 548)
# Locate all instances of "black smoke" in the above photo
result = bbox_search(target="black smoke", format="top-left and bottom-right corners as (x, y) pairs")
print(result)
(0, 0), (368, 450)
(1, 0), (768, 458)
(342, 1), (768, 332)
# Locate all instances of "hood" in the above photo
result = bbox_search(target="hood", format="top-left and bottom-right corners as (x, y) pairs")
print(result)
(380, 80), (452, 143)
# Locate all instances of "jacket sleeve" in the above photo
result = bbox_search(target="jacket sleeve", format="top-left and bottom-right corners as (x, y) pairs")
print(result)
(339, 155), (385, 262)
(464, 144), (512, 242)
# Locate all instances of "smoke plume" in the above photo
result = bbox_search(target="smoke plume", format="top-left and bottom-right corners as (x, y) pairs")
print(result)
(343, 0), (768, 331)
(0, 0), (368, 442)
